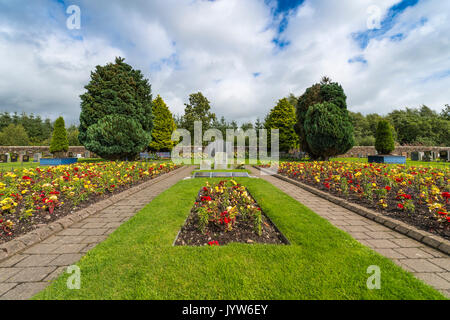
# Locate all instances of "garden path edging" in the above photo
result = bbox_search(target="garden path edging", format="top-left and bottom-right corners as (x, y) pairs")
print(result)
(252, 165), (450, 256)
(0, 165), (186, 262)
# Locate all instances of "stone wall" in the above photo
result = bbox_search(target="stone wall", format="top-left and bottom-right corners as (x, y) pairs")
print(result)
(341, 146), (450, 159)
(0, 146), (95, 161)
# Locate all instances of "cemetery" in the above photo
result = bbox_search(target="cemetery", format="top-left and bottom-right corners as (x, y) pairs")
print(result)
(0, 0), (449, 306)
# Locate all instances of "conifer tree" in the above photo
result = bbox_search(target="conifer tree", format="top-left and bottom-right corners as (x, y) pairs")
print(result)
(149, 95), (176, 151)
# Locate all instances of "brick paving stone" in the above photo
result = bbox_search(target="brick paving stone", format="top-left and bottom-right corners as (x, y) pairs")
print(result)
(365, 231), (395, 239)
(48, 254), (83, 266)
(43, 266), (66, 282)
(0, 254), (28, 267)
(0, 282), (48, 300)
(15, 255), (58, 267)
(80, 243), (98, 253)
(80, 228), (108, 236)
(58, 228), (85, 236)
(23, 244), (59, 255)
(397, 259), (444, 273)
(79, 235), (107, 244)
(0, 268), (22, 282)
(438, 273), (450, 282)
(51, 244), (87, 254)
(365, 239), (399, 249)
(428, 258), (450, 271)
(248, 166), (450, 298)
(0, 283), (17, 296)
(373, 248), (407, 259)
(6, 267), (56, 283)
(81, 222), (108, 229)
(414, 273), (450, 290)
(393, 248), (434, 259)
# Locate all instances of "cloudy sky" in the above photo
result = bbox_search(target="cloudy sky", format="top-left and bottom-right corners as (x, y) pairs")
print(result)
(0, 0), (449, 125)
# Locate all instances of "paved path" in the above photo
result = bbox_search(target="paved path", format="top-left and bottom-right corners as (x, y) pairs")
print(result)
(0, 165), (193, 300)
(248, 166), (450, 298)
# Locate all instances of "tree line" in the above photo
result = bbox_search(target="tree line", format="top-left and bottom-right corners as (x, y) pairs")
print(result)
(1, 57), (448, 160)
(0, 112), (80, 146)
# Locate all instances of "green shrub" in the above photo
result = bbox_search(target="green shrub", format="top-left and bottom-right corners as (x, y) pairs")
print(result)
(296, 77), (352, 159)
(49, 117), (69, 156)
(304, 102), (354, 160)
(375, 120), (395, 154)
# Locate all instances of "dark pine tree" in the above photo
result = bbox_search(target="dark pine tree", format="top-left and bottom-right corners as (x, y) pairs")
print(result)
(78, 57), (153, 160)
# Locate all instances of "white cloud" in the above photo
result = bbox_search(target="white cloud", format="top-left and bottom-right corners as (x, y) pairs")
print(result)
(0, 0), (449, 126)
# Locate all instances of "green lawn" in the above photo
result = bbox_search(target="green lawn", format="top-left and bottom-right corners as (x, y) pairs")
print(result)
(0, 161), (40, 171)
(330, 157), (449, 168)
(192, 169), (251, 173)
(34, 177), (445, 300)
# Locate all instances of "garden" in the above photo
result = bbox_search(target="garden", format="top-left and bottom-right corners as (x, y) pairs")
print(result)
(34, 177), (445, 300)
(266, 161), (449, 240)
(0, 161), (178, 243)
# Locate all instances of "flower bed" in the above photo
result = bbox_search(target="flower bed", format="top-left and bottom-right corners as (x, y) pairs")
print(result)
(0, 161), (179, 243)
(268, 161), (450, 239)
(175, 180), (288, 246)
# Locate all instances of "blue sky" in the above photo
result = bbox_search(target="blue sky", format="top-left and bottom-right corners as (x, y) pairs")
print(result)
(0, 0), (449, 124)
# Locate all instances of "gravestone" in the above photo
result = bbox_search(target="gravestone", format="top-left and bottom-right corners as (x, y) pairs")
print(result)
(22, 155), (30, 162)
(68, 151), (74, 158)
(214, 152), (228, 170)
(423, 151), (432, 162)
(76, 154), (82, 158)
(33, 153), (42, 162)
(440, 150), (449, 162)
(10, 153), (18, 162)
(0, 154), (7, 163)
(84, 151), (90, 158)
(200, 160), (212, 170)
(205, 140), (233, 170)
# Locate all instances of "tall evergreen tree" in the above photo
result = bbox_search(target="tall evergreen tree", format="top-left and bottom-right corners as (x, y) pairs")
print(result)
(49, 117), (69, 156)
(304, 102), (354, 160)
(375, 120), (395, 155)
(264, 98), (299, 152)
(149, 95), (176, 151)
(296, 77), (352, 159)
(78, 57), (153, 160)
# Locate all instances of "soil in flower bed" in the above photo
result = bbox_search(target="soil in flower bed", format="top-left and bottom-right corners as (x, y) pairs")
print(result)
(271, 163), (450, 240)
(0, 165), (180, 244)
(175, 180), (288, 246)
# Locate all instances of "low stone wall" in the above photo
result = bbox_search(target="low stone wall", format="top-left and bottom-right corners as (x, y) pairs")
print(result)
(0, 146), (95, 161)
(342, 146), (450, 159)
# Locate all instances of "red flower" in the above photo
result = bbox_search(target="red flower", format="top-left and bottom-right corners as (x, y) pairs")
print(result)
(203, 187), (208, 192)
(442, 192), (450, 199)
(385, 186), (391, 191)
(22, 176), (32, 180)
(397, 203), (405, 209)
(201, 196), (212, 202)
(208, 240), (219, 246)
(438, 211), (447, 216)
